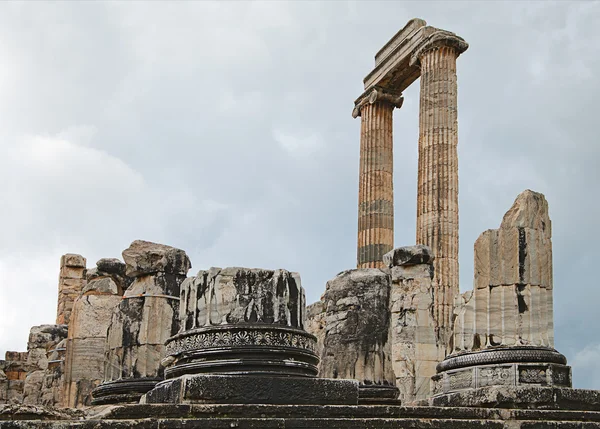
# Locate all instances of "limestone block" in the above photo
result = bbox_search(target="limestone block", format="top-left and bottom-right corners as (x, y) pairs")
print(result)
(62, 254), (86, 268)
(103, 243), (187, 386)
(122, 240), (191, 277)
(180, 267), (305, 332)
(82, 277), (119, 295)
(64, 278), (122, 407)
(383, 245), (434, 268)
(320, 269), (396, 390)
(22, 371), (44, 404)
(87, 258), (132, 292)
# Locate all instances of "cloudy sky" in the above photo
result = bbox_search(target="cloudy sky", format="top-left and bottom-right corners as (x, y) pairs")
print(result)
(1, 1), (599, 389)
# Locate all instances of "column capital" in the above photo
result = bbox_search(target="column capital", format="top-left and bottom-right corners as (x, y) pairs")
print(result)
(409, 30), (468, 67)
(352, 87), (404, 119)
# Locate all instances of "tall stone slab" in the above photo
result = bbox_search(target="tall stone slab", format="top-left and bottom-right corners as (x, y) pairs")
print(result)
(91, 240), (190, 405)
(385, 245), (444, 403)
(319, 269), (398, 403)
(56, 254), (87, 325)
(63, 258), (129, 408)
(412, 31), (468, 341)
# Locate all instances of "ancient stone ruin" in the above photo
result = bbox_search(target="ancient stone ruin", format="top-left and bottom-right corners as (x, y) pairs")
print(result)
(2, 17), (600, 429)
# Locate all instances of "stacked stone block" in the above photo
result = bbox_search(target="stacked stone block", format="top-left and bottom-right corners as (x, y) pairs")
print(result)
(385, 245), (444, 403)
(92, 240), (190, 404)
(0, 352), (31, 404)
(63, 258), (130, 408)
(56, 254), (87, 325)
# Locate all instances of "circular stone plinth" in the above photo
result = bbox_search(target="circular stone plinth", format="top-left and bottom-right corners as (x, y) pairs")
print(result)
(91, 377), (163, 405)
(164, 325), (319, 379)
(437, 347), (567, 373)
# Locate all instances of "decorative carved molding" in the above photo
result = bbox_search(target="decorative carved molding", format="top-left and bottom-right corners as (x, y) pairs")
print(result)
(165, 325), (317, 357)
(409, 30), (469, 67)
(352, 88), (404, 118)
(437, 347), (567, 373)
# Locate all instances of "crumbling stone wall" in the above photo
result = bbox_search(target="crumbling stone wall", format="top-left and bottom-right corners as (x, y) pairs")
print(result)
(451, 190), (553, 353)
(0, 352), (31, 404)
(63, 258), (129, 408)
(22, 325), (68, 406)
(56, 254), (87, 325)
(385, 246), (444, 403)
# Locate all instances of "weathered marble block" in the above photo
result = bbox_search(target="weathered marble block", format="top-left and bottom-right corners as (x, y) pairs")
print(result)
(319, 269), (398, 402)
(63, 258), (128, 408)
(92, 241), (190, 405)
(22, 325), (68, 407)
(386, 245), (443, 404)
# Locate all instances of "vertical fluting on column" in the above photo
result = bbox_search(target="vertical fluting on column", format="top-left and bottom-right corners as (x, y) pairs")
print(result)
(414, 40), (465, 338)
(355, 89), (402, 269)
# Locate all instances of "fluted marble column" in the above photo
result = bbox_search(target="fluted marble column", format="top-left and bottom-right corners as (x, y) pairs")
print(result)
(411, 32), (468, 334)
(353, 88), (403, 269)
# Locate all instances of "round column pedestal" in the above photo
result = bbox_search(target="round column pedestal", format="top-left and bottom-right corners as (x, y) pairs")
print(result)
(431, 347), (572, 408)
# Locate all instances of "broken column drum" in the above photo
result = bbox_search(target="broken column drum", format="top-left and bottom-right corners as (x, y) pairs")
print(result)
(432, 191), (571, 402)
(144, 267), (359, 405)
(91, 241), (190, 405)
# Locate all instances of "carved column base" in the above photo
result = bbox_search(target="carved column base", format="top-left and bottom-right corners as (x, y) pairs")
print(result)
(90, 377), (163, 405)
(431, 347), (572, 407)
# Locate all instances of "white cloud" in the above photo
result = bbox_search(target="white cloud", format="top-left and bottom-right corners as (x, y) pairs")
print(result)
(273, 128), (322, 156)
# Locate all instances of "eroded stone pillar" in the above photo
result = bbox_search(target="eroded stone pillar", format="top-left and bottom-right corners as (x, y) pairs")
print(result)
(353, 88), (403, 269)
(56, 254), (87, 325)
(411, 33), (468, 335)
(63, 258), (130, 408)
(384, 245), (443, 403)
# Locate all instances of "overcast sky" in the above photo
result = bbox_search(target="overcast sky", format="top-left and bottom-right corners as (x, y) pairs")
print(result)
(1, 1), (599, 389)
